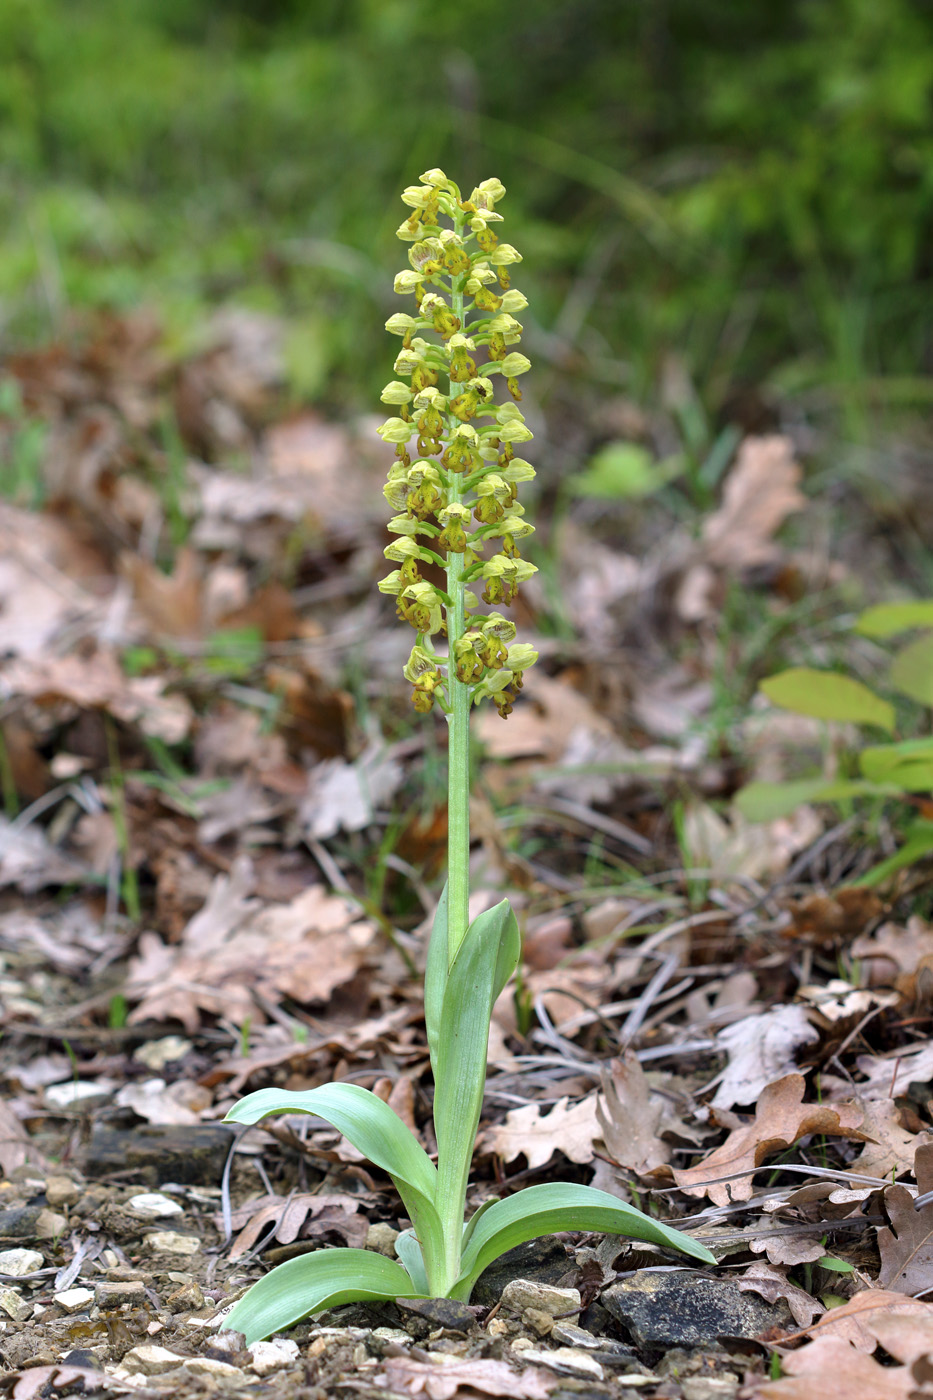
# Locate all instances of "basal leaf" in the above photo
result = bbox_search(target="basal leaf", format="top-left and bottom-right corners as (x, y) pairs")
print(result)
(223, 1083), (445, 1278)
(452, 1183), (716, 1300)
(394, 1227), (429, 1295)
(432, 900), (521, 1231)
(888, 635), (933, 707)
(221, 1247), (419, 1344)
(760, 669), (894, 732)
(856, 601), (933, 637)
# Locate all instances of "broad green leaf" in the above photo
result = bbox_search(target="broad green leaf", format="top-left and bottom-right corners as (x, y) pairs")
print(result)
(760, 669), (894, 732)
(860, 738), (933, 790)
(851, 821), (933, 888)
(856, 601), (933, 637)
(223, 1083), (445, 1277)
(221, 1247), (419, 1344)
(424, 883), (449, 1079)
(394, 1228), (429, 1295)
(453, 1183), (715, 1300)
(734, 777), (877, 823)
(888, 635), (933, 706)
(570, 443), (682, 500)
(817, 1255), (855, 1274)
(432, 900), (521, 1255)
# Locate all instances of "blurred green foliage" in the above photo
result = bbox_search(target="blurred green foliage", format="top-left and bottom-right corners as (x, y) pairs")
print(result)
(1, 0), (930, 416)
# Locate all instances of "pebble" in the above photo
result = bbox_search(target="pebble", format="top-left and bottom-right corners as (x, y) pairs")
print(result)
(551, 1322), (602, 1348)
(0, 1287), (31, 1322)
(517, 1346), (605, 1380)
(45, 1177), (82, 1209)
(500, 1279), (582, 1319)
(184, 1357), (240, 1378)
(133, 1037), (192, 1071)
(365, 1221), (400, 1255)
(248, 1338), (301, 1375)
(122, 1345), (187, 1376)
(53, 1287), (95, 1313)
(524, 1307), (555, 1338)
(681, 1380), (739, 1400)
(0, 1248), (43, 1277)
(127, 1193), (183, 1220)
(96, 1280), (148, 1308)
(35, 1209), (68, 1240)
(142, 1231), (200, 1256)
(44, 1081), (114, 1110)
(165, 1280), (204, 1313)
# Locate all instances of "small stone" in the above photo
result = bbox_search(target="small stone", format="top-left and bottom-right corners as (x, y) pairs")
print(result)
(681, 1380), (739, 1400)
(397, 1296), (478, 1333)
(500, 1279), (581, 1320)
(0, 1206), (42, 1238)
(486, 1318), (509, 1338)
(122, 1344), (187, 1375)
(524, 1307), (555, 1338)
(143, 1231), (200, 1256)
(53, 1287), (95, 1313)
(248, 1338), (301, 1375)
(602, 1272), (792, 1353)
(133, 1037), (192, 1071)
(45, 1081), (115, 1110)
(96, 1280), (148, 1308)
(0, 1286), (30, 1322)
(551, 1322), (601, 1348)
(365, 1221), (400, 1255)
(35, 1209), (67, 1239)
(518, 1346), (604, 1380)
(45, 1176), (82, 1209)
(128, 1193), (183, 1220)
(0, 1248), (43, 1276)
(165, 1280), (204, 1313)
(184, 1357), (240, 1378)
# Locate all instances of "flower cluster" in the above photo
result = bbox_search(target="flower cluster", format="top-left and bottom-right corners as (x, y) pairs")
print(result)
(377, 170), (537, 718)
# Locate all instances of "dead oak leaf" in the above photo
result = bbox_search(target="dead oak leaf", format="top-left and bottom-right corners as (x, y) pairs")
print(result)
(737, 1262), (824, 1327)
(127, 858), (376, 1031)
(753, 1335), (912, 1400)
(711, 1006), (819, 1110)
(879, 1141), (933, 1295)
(848, 1099), (929, 1183)
(791, 1288), (932, 1350)
(372, 1356), (552, 1400)
(482, 1093), (602, 1171)
(223, 1192), (365, 1260)
(673, 1074), (868, 1206)
(702, 434), (805, 571)
(596, 1051), (672, 1176)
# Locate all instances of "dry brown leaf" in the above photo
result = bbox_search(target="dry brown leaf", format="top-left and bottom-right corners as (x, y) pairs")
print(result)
(848, 1100), (928, 1182)
(12, 1365), (110, 1400)
(736, 1262), (824, 1326)
(749, 1232), (827, 1269)
(0, 1098), (50, 1174)
(126, 858), (376, 1031)
(371, 1356), (552, 1400)
(300, 743), (404, 839)
(879, 1141), (933, 1294)
(852, 916), (933, 996)
(596, 1052), (672, 1175)
(674, 1074), (868, 1206)
(851, 1045), (933, 1101)
(867, 1309), (933, 1365)
(482, 1093), (602, 1171)
(796, 1288), (933, 1350)
(224, 1192), (365, 1260)
(753, 1335), (911, 1400)
(702, 435), (805, 570)
(710, 1007), (819, 1110)
(0, 650), (193, 743)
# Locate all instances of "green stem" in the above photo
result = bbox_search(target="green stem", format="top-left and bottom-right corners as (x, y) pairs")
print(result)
(445, 213), (470, 970)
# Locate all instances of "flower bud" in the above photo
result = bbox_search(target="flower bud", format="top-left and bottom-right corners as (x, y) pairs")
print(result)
(394, 270), (425, 294)
(489, 243), (522, 266)
(386, 312), (420, 335)
(499, 289), (528, 313)
(380, 381), (413, 405)
(499, 352), (531, 377)
(470, 177), (506, 208)
(378, 417), (415, 444)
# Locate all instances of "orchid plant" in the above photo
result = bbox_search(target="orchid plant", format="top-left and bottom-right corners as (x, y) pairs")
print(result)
(221, 171), (715, 1345)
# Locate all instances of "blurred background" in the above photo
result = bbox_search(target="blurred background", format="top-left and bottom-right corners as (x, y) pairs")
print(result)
(2, 0), (931, 434)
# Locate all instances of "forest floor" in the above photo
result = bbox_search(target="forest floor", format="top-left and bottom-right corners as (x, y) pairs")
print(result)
(1, 307), (933, 1399)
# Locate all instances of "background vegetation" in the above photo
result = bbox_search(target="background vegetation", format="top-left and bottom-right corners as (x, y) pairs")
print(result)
(2, 0), (931, 423)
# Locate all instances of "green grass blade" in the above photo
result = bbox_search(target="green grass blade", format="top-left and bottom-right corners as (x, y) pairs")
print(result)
(452, 1183), (716, 1300)
(221, 1248), (419, 1344)
(223, 1083), (446, 1283)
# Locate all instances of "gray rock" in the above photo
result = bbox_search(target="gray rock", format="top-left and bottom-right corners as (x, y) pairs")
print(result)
(500, 1279), (581, 1319)
(471, 1237), (572, 1306)
(396, 1295), (479, 1334)
(81, 1124), (236, 1186)
(602, 1271), (792, 1354)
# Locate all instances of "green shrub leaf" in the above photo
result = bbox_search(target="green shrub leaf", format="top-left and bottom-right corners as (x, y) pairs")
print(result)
(734, 778), (877, 823)
(760, 668), (895, 732)
(860, 738), (933, 789)
(888, 635), (933, 706)
(451, 1183), (716, 1300)
(856, 601), (933, 637)
(221, 1248), (418, 1344)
